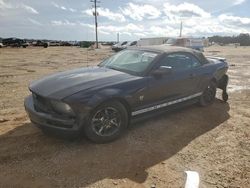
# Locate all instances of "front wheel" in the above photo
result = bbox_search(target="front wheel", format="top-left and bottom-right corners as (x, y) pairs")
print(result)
(199, 81), (217, 106)
(84, 101), (128, 143)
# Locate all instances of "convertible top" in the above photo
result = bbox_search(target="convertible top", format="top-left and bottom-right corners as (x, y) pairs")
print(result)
(128, 45), (196, 54)
(128, 45), (209, 64)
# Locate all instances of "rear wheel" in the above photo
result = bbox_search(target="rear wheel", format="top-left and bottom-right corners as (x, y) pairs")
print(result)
(222, 91), (228, 102)
(43, 43), (48, 48)
(84, 101), (128, 143)
(199, 81), (217, 106)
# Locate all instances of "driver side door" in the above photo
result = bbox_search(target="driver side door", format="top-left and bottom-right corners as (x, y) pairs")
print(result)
(143, 52), (201, 107)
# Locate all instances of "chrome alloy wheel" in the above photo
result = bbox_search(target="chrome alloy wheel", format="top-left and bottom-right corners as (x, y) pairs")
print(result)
(91, 107), (121, 136)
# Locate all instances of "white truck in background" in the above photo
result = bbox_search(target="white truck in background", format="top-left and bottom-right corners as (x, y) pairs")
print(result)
(137, 37), (168, 46)
(136, 37), (207, 51)
(165, 37), (205, 51)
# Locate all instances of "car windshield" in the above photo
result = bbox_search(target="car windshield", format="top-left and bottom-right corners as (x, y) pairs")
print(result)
(99, 50), (158, 75)
(121, 41), (127, 45)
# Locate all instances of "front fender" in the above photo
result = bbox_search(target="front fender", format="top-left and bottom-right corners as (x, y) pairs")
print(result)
(87, 88), (129, 108)
(64, 88), (130, 115)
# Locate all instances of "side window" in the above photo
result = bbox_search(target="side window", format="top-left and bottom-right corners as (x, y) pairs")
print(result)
(191, 55), (202, 67)
(158, 53), (192, 71)
(158, 53), (201, 71)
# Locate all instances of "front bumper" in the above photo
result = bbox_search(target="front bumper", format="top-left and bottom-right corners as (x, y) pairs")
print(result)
(24, 95), (81, 135)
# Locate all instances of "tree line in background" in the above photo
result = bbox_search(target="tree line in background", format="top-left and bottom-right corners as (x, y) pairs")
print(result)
(208, 33), (250, 46)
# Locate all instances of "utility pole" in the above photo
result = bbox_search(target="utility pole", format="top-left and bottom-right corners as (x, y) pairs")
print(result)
(91, 0), (100, 48)
(179, 21), (183, 37)
(117, 33), (119, 43)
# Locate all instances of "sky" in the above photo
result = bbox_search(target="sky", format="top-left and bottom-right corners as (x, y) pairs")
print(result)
(0, 0), (250, 41)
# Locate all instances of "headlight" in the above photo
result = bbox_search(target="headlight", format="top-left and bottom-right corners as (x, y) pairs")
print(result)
(50, 100), (74, 116)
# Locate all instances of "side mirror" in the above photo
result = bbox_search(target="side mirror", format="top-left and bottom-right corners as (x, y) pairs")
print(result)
(152, 66), (172, 77)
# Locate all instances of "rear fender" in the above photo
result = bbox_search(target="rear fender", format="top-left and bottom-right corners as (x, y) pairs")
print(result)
(217, 74), (229, 90)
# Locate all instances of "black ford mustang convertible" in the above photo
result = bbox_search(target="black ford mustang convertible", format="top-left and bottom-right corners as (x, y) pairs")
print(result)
(25, 46), (229, 143)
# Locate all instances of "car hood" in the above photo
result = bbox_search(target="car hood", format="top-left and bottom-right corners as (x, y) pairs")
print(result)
(29, 66), (137, 99)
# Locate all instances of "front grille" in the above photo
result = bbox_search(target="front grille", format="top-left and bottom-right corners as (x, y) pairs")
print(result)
(32, 93), (52, 113)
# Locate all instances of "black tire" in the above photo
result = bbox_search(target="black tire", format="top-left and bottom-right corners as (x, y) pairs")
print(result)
(43, 43), (48, 48)
(222, 91), (228, 102)
(84, 101), (128, 143)
(199, 81), (217, 106)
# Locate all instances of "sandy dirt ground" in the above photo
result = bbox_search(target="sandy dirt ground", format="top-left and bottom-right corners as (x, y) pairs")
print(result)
(0, 46), (249, 188)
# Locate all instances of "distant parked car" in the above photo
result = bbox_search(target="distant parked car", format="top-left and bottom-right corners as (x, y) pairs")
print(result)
(120, 41), (137, 50)
(112, 41), (128, 52)
(25, 46), (229, 143)
(2, 38), (29, 48)
(33, 40), (49, 48)
(49, 41), (61, 47)
(0, 43), (5, 48)
(60, 41), (73, 46)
